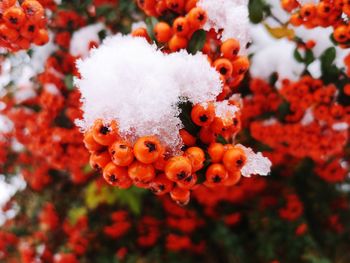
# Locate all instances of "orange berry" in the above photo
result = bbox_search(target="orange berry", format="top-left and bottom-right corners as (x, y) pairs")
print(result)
(33, 29), (49, 46)
(173, 17), (190, 37)
(166, 0), (185, 13)
(3, 6), (26, 29)
(208, 143), (225, 163)
(131, 27), (151, 42)
(154, 155), (167, 171)
(149, 174), (174, 195)
(0, 0), (16, 9)
(231, 56), (250, 76)
(290, 13), (303, 26)
(21, 0), (45, 22)
(344, 84), (350, 96)
(187, 7), (207, 30)
(83, 130), (104, 152)
(213, 58), (233, 79)
(281, 0), (299, 12)
(17, 37), (31, 49)
(179, 129), (196, 146)
(210, 117), (232, 134)
(103, 162), (132, 189)
(20, 20), (39, 39)
(155, 0), (168, 16)
(165, 156), (192, 182)
(223, 170), (241, 186)
(185, 0), (197, 13)
(0, 24), (19, 42)
(185, 147), (205, 172)
(168, 34), (188, 52)
(205, 163), (228, 185)
(92, 119), (119, 146)
(133, 136), (162, 164)
(170, 186), (190, 205)
(221, 39), (240, 60)
(154, 22), (172, 43)
(222, 147), (246, 172)
(109, 141), (134, 167)
(316, 2), (333, 18)
(128, 161), (155, 183)
(89, 151), (111, 170)
(177, 173), (197, 189)
(191, 103), (215, 127)
(334, 25), (348, 43)
(300, 4), (316, 19)
(199, 126), (215, 144)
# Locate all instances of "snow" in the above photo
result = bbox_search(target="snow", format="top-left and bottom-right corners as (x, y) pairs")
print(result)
(332, 122), (349, 131)
(214, 101), (239, 121)
(76, 34), (222, 151)
(249, 24), (304, 86)
(0, 175), (26, 226)
(301, 108), (314, 126)
(70, 23), (108, 58)
(237, 144), (272, 176)
(198, 0), (250, 51)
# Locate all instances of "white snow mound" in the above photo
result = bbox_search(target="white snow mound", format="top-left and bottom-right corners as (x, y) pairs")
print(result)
(198, 0), (250, 50)
(237, 144), (272, 176)
(75, 34), (222, 151)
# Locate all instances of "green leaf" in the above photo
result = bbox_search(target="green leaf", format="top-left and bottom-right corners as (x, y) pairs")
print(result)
(304, 49), (315, 66)
(145, 16), (158, 42)
(249, 0), (265, 24)
(216, 134), (228, 145)
(277, 100), (291, 121)
(98, 30), (107, 42)
(178, 100), (200, 136)
(64, 74), (74, 91)
(293, 49), (304, 63)
(187, 29), (207, 55)
(320, 47), (336, 68)
(68, 207), (87, 224)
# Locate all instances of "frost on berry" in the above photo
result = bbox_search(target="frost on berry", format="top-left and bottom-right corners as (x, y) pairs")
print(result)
(236, 144), (272, 177)
(75, 35), (221, 152)
(197, 0), (250, 50)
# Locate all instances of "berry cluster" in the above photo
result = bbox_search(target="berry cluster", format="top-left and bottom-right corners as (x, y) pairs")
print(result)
(0, 0), (48, 51)
(133, 0), (249, 94)
(84, 102), (247, 205)
(243, 76), (350, 183)
(282, 0), (350, 48)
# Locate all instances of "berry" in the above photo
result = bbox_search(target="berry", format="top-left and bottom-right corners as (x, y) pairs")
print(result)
(103, 162), (132, 188)
(208, 143), (225, 163)
(109, 141), (134, 167)
(154, 22), (172, 43)
(170, 186), (190, 205)
(83, 130), (104, 152)
(187, 7), (207, 29)
(149, 174), (174, 195)
(185, 147), (205, 172)
(3, 7), (26, 29)
(133, 136), (162, 164)
(222, 147), (246, 172)
(165, 156), (192, 182)
(128, 161), (156, 183)
(92, 119), (119, 146)
(90, 151), (111, 170)
(205, 163), (227, 186)
(220, 38), (240, 60)
(173, 17), (190, 37)
(191, 103), (215, 127)
(213, 58), (233, 79)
